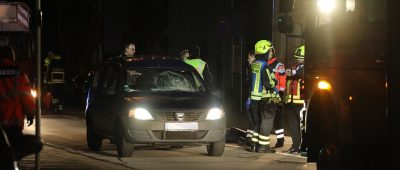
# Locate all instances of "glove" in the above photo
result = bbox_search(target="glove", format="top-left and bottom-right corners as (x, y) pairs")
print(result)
(27, 116), (34, 126)
(245, 98), (251, 110)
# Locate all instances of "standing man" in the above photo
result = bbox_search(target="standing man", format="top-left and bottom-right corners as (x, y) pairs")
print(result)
(185, 44), (213, 86)
(0, 46), (37, 159)
(250, 40), (277, 153)
(284, 45), (305, 153)
(113, 42), (136, 62)
(244, 50), (256, 144)
(267, 51), (287, 148)
(122, 42), (136, 58)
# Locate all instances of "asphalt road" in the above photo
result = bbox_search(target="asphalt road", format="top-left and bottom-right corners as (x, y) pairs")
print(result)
(21, 111), (316, 170)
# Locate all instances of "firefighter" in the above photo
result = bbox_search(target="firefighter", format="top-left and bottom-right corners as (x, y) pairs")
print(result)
(266, 50), (287, 148)
(284, 45), (305, 154)
(44, 51), (62, 71)
(185, 44), (213, 86)
(0, 46), (37, 159)
(249, 40), (277, 153)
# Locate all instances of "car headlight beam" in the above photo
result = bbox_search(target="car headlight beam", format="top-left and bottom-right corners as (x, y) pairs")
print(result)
(129, 108), (154, 120)
(206, 108), (224, 120)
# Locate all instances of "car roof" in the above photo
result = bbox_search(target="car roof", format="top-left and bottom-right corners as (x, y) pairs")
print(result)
(117, 56), (194, 69)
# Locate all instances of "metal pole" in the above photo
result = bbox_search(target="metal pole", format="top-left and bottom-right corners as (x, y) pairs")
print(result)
(272, 0), (275, 43)
(35, 0), (42, 169)
(239, 36), (243, 113)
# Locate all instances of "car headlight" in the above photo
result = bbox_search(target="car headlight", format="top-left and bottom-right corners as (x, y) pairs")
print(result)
(129, 108), (154, 120)
(206, 108), (224, 120)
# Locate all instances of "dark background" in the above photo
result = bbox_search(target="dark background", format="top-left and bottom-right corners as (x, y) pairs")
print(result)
(21, 0), (275, 128)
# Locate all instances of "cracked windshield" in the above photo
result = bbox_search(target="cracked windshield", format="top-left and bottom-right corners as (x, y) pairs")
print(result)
(125, 69), (205, 93)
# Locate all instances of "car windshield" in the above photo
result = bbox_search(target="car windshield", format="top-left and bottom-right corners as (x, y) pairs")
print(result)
(123, 68), (205, 93)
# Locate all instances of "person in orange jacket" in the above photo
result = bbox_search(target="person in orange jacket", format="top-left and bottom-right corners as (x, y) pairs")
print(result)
(267, 52), (287, 148)
(0, 46), (36, 155)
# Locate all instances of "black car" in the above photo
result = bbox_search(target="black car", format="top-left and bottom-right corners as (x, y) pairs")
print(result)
(85, 57), (226, 157)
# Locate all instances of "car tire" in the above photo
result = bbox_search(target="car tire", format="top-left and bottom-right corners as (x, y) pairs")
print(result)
(116, 124), (134, 157)
(86, 119), (102, 151)
(206, 139), (225, 156)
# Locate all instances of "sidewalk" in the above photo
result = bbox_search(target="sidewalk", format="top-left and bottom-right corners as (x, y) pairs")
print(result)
(19, 144), (134, 170)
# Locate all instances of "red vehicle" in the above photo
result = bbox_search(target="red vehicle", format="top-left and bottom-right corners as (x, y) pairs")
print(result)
(0, 2), (35, 82)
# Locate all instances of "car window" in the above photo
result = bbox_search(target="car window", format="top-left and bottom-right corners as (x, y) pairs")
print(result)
(124, 68), (205, 93)
(102, 67), (118, 94)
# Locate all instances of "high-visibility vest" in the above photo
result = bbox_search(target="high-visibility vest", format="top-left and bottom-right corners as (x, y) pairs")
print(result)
(285, 79), (304, 104)
(44, 55), (62, 69)
(261, 69), (280, 102)
(250, 60), (267, 101)
(184, 58), (206, 78)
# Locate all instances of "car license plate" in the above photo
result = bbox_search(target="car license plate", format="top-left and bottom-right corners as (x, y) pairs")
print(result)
(165, 122), (198, 131)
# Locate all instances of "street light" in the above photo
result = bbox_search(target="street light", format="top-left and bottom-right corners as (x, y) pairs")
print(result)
(317, 0), (336, 13)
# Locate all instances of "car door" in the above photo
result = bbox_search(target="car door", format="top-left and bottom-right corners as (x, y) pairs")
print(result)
(97, 66), (119, 135)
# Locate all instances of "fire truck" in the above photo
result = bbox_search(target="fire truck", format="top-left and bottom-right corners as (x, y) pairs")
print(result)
(278, 0), (399, 169)
(0, 2), (36, 100)
(0, 2), (35, 82)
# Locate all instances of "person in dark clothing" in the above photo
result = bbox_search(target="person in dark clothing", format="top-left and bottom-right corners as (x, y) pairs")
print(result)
(184, 44), (213, 87)
(244, 50), (256, 144)
(284, 45), (305, 154)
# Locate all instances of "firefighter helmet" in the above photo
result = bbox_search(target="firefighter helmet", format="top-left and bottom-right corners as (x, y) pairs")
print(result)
(255, 40), (273, 54)
(294, 45), (305, 59)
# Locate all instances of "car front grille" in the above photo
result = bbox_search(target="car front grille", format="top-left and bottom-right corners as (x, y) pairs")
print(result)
(152, 130), (208, 140)
(157, 112), (202, 121)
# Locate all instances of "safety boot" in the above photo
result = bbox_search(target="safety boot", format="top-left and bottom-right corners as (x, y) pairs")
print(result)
(257, 145), (276, 153)
(249, 143), (257, 152)
(274, 138), (284, 148)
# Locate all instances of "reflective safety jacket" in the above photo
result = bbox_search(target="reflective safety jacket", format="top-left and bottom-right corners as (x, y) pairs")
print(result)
(268, 57), (286, 92)
(44, 54), (62, 69)
(250, 59), (274, 101)
(285, 64), (304, 104)
(261, 68), (280, 103)
(0, 59), (36, 129)
(184, 58), (206, 78)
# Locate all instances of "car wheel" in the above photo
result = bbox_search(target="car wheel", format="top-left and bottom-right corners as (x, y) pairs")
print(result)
(116, 124), (134, 157)
(86, 119), (102, 151)
(206, 139), (225, 156)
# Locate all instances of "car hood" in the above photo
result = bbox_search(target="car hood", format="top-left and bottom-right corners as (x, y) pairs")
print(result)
(124, 93), (220, 110)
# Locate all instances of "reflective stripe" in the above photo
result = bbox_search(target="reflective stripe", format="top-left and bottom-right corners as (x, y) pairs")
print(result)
(286, 79), (304, 104)
(258, 140), (270, 145)
(251, 137), (259, 142)
(250, 61), (266, 101)
(275, 129), (284, 134)
(246, 134), (252, 138)
(258, 134), (270, 140)
(277, 134), (285, 139)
